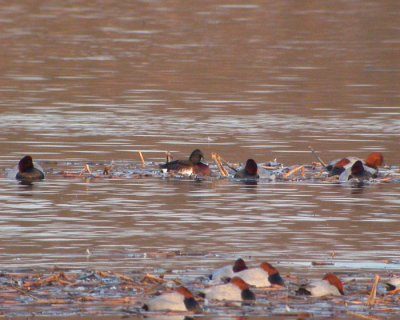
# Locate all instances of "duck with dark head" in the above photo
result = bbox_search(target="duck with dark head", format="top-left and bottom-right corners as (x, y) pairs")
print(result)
(160, 149), (211, 176)
(16, 155), (45, 181)
(234, 159), (259, 179)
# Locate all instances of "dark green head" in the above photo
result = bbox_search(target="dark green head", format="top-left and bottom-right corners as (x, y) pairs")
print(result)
(189, 149), (204, 165)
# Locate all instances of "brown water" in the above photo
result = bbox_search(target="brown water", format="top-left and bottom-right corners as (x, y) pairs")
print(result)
(0, 1), (400, 318)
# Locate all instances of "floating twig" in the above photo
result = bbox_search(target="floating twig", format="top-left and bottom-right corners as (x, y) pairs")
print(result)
(347, 311), (382, 320)
(308, 146), (327, 168)
(367, 275), (380, 306)
(138, 151), (145, 167)
(166, 151), (173, 163)
(211, 153), (229, 177)
(79, 164), (92, 176)
(283, 165), (305, 179)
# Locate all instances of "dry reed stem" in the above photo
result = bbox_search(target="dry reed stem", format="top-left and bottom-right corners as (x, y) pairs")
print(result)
(218, 155), (238, 172)
(367, 275), (380, 306)
(262, 166), (276, 170)
(142, 273), (165, 284)
(346, 311), (382, 320)
(211, 153), (228, 177)
(308, 146), (327, 168)
(283, 166), (305, 179)
(138, 151), (145, 167)
(79, 164), (92, 176)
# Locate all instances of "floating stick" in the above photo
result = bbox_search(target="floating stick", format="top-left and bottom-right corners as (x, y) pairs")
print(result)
(138, 151), (145, 167)
(308, 146), (328, 168)
(367, 275), (380, 306)
(211, 153), (228, 177)
(79, 164), (92, 176)
(218, 155), (238, 172)
(166, 151), (172, 163)
(283, 165), (305, 178)
(347, 311), (382, 320)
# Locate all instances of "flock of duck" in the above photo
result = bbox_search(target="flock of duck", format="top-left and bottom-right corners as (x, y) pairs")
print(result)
(13, 149), (387, 183)
(143, 258), (399, 312)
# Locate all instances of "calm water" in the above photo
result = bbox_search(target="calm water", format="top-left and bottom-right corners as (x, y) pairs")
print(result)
(0, 1), (399, 318)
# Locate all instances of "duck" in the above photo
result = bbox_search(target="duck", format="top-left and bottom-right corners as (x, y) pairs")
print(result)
(296, 273), (344, 297)
(16, 155), (45, 181)
(327, 152), (384, 178)
(209, 258), (248, 283)
(160, 149), (211, 176)
(143, 286), (201, 312)
(234, 159), (259, 179)
(200, 276), (255, 302)
(386, 277), (400, 292)
(234, 262), (284, 288)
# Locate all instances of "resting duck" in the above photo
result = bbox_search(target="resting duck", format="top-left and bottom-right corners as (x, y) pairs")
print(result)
(234, 262), (284, 288)
(16, 155), (45, 181)
(143, 286), (201, 312)
(296, 273), (344, 297)
(327, 152), (384, 181)
(200, 276), (255, 302)
(160, 149), (211, 176)
(209, 258), (248, 283)
(234, 159), (259, 179)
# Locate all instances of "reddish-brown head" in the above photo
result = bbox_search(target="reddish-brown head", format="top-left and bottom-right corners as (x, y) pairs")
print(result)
(260, 262), (279, 275)
(18, 155), (34, 173)
(176, 286), (194, 298)
(233, 258), (248, 273)
(334, 158), (351, 169)
(230, 277), (250, 290)
(245, 159), (258, 176)
(365, 152), (384, 169)
(323, 273), (344, 295)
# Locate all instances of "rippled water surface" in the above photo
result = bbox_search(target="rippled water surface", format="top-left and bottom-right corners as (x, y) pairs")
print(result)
(0, 0), (400, 318)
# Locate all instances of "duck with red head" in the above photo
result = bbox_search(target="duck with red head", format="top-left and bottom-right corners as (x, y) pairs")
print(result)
(200, 276), (255, 302)
(234, 159), (259, 179)
(143, 286), (201, 312)
(327, 152), (384, 181)
(160, 149), (211, 176)
(16, 155), (45, 181)
(234, 262), (284, 288)
(296, 273), (344, 297)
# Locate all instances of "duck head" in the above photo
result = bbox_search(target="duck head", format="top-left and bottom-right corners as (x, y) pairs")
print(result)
(189, 149), (204, 165)
(323, 273), (344, 295)
(18, 155), (34, 173)
(365, 152), (384, 169)
(245, 159), (258, 176)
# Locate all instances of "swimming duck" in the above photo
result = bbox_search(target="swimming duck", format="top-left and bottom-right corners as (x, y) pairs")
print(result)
(386, 277), (400, 291)
(327, 152), (384, 178)
(200, 276), (255, 302)
(143, 286), (201, 312)
(296, 273), (344, 297)
(160, 149), (211, 176)
(234, 262), (284, 288)
(209, 258), (248, 283)
(234, 159), (259, 179)
(16, 155), (45, 181)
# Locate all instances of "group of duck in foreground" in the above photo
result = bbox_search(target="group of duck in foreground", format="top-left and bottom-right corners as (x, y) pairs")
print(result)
(141, 258), (400, 312)
(14, 149), (391, 184)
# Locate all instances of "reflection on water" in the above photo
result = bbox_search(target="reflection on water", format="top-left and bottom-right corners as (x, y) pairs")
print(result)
(0, 176), (399, 270)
